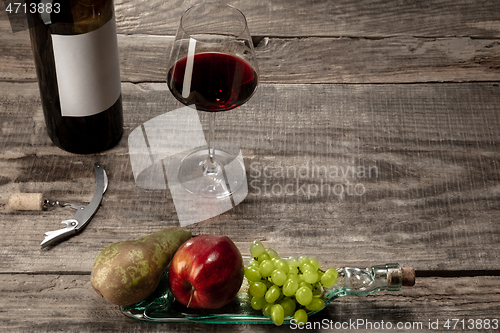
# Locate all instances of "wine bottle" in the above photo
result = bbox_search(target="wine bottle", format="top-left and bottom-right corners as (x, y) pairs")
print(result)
(26, 0), (123, 154)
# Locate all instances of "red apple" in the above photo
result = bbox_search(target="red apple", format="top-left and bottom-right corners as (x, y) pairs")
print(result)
(168, 234), (244, 309)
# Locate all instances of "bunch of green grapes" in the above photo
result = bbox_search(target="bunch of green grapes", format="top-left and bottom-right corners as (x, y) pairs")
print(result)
(244, 240), (338, 326)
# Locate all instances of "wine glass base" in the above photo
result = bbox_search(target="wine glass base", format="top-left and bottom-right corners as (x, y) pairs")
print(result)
(177, 148), (245, 199)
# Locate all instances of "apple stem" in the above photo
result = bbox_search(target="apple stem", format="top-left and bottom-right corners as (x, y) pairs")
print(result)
(187, 286), (195, 308)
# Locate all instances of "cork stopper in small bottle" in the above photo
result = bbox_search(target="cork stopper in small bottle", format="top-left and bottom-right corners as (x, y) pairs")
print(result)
(401, 267), (416, 286)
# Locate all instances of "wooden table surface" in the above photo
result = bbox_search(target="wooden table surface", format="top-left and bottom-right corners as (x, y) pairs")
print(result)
(1, 0), (500, 332)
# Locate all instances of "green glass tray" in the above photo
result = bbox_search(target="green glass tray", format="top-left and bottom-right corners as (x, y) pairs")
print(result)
(121, 258), (407, 324)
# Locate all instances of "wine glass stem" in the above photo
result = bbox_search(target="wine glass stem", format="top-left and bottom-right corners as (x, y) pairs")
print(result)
(204, 112), (220, 175)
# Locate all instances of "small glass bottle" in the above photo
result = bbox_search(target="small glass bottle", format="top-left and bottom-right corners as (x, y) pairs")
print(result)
(323, 263), (415, 301)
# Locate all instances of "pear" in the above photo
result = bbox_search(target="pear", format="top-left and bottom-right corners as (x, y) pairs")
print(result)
(90, 227), (192, 306)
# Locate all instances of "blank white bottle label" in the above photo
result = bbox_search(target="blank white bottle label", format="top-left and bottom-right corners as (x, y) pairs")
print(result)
(51, 15), (121, 117)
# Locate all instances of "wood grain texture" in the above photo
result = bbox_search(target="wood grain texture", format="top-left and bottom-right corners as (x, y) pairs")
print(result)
(0, 81), (499, 273)
(1, 274), (499, 332)
(1, 1), (500, 331)
(111, 0), (500, 38)
(2, 0), (500, 84)
(2, 0), (500, 37)
(2, 31), (500, 84)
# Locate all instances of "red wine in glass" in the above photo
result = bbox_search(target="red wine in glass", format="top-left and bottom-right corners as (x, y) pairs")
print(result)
(166, 2), (259, 199)
(168, 52), (258, 112)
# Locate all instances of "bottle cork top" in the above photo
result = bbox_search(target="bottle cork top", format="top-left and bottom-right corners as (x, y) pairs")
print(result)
(401, 267), (416, 286)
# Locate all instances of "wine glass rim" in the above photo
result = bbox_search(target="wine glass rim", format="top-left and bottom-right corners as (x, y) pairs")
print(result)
(179, 2), (250, 42)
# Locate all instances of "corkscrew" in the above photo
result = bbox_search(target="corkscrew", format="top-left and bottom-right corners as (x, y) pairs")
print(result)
(43, 199), (76, 209)
(8, 163), (108, 248)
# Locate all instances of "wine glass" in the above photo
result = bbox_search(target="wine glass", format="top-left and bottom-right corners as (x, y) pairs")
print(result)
(166, 2), (259, 199)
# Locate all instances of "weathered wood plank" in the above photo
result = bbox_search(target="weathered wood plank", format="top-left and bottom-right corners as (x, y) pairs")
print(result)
(0, 81), (499, 273)
(2, 0), (500, 38)
(1, 274), (499, 332)
(1, 1), (499, 332)
(2, 31), (500, 84)
(113, 0), (500, 38)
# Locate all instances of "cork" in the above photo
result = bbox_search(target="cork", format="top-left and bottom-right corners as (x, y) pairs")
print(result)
(401, 267), (416, 286)
(8, 193), (44, 211)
